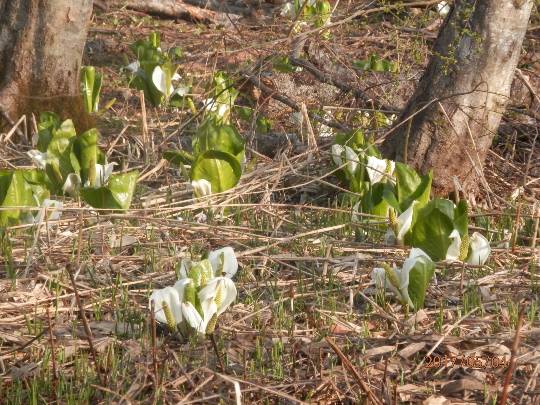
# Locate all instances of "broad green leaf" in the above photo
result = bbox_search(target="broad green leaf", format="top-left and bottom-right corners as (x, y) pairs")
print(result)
(46, 136), (80, 189)
(407, 199), (456, 261)
(408, 257), (435, 309)
(0, 170), (39, 226)
(193, 119), (245, 165)
(191, 150), (242, 193)
(382, 185), (400, 212)
(55, 119), (77, 140)
(80, 171), (139, 210)
(361, 182), (390, 219)
(36, 112), (61, 151)
(22, 170), (50, 205)
(76, 128), (100, 186)
(394, 163), (432, 211)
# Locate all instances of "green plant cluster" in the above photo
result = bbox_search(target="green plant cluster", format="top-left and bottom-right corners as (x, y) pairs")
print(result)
(165, 72), (246, 196)
(21, 113), (139, 212)
(333, 129), (491, 309)
(125, 32), (190, 108)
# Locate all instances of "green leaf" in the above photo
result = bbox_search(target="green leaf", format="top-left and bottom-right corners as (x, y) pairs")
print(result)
(193, 118), (245, 165)
(353, 54), (398, 73)
(394, 163), (432, 211)
(55, 119), (77, 140)
(36, 112), (61, 152)
(191, 150), (242, 193)
(81, 66), (102, 113)
(272, 56), (298, 73)
(80, 171), (139, 210)
(408, 256), (435, 309)
(0, 170), (40, 226)
(22, 170), (50, 205)
(407, 199), (456, 261)
(361, 182), (390, 219)
(75, 128), (100, 186)
(46, 136), (80, 189)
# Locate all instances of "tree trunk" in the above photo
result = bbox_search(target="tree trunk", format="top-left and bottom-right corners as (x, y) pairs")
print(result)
(0, 0), (93, 132)
(381, 0), (533, 196)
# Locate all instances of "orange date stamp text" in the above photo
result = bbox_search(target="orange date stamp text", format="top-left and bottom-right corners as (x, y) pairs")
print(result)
(423, 354), (509, 369)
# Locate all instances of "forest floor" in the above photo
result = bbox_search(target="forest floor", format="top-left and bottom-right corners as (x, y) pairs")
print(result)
(1, 1), (540, 404)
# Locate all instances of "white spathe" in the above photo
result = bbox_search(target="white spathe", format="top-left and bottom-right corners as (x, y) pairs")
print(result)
(202, 98), (230, 118)
(396, 202), (416, 243)
(34, 199), (63, 225)
(125, 61), (141, 74)
(62, 173), (81, 195)
(207, 246), (238, 278)
(149, 286), (183, 326)
(173, 278), (191, 301)
(331, 144), (345, 167)
(280, 2), (295, 18)
(344, 146), (358, 176)
(181, 302), (213, 334)
(437, 1), (450, 17)
(466, 232), (491, 265)
(371, 265), (413, 308)
(94, 162), (116, 187)
(445, 229), (462, 261)
(366, 155), (395, 184)
(152, 66), (173, 97)
(371, 248), (432, 309)
(27, 150), (48, 170)
(191, 179), (212, 198)
(198, 276), (237, 317)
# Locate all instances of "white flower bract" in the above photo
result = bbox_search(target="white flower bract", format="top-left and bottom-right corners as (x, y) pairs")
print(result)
(149, 286), (183, 326)
(466, 232), (491, 265)
(191, 179), (212, 198)
(207, 247), (238, 278)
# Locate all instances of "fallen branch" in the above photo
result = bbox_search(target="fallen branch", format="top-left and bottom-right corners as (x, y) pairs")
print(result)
(125, 0), (236, 24)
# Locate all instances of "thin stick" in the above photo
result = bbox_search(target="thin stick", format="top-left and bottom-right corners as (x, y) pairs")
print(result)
(325, 337), (383, 405)
(140, 90), (150, 157)
(499, 305), (525, 405)
(66, 263), (105, 385)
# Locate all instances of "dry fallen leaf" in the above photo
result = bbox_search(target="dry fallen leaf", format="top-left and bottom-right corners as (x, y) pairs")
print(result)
(399, 341), (426, 359)
(422, 395), (451, 405)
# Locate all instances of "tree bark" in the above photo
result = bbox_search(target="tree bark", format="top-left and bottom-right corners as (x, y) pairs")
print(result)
(381, 0), (533, 196)
(0, 0), (93, 132)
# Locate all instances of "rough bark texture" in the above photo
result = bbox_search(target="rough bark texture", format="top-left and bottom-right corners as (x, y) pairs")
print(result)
(381, 0), (533, 196)
(0, 0), (93, 131)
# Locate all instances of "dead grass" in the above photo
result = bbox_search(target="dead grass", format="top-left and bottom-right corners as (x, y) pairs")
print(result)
(0, 1), (539, 404)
